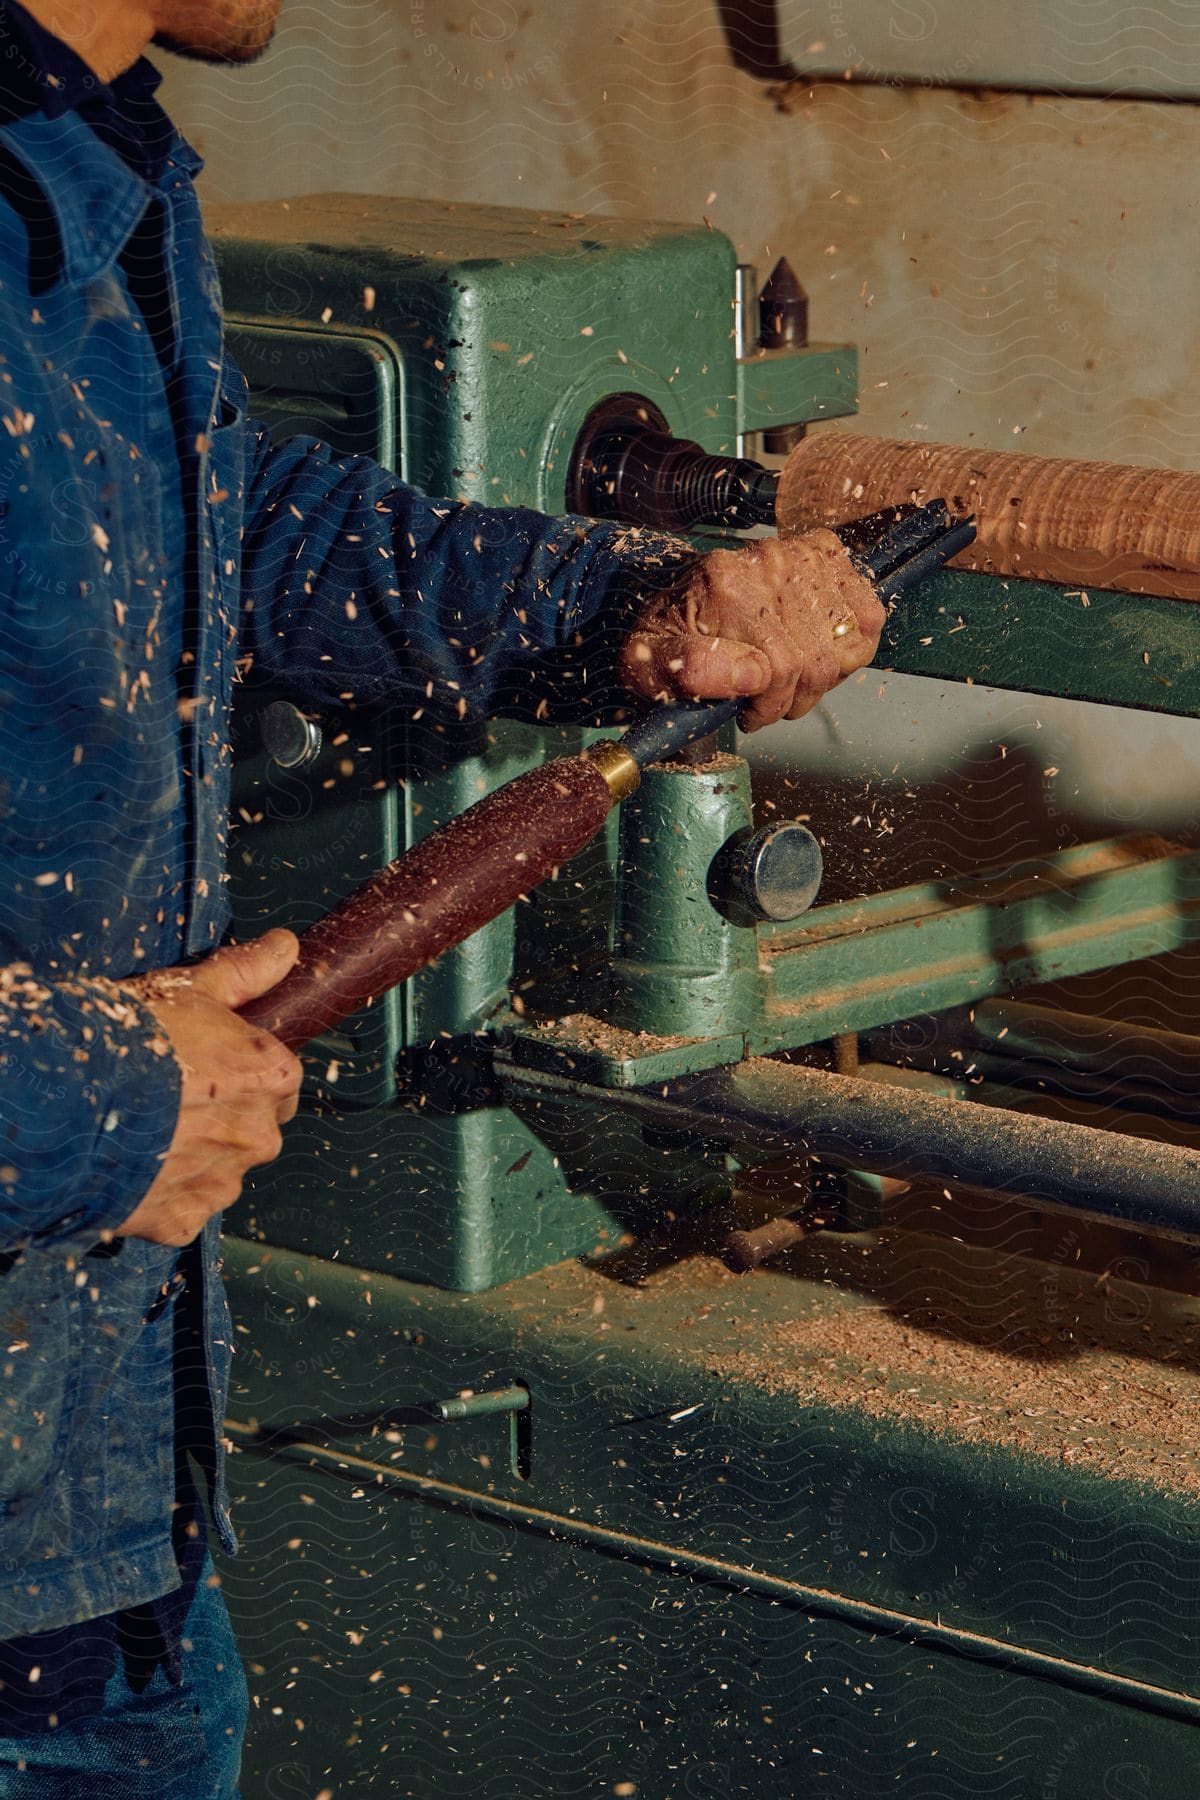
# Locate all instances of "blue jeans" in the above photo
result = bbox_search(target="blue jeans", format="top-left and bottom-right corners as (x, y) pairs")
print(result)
(0, 1562), (248, 1799)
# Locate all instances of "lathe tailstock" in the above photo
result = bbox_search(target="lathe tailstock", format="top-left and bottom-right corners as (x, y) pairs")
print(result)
(211, 196), (1200, 1798)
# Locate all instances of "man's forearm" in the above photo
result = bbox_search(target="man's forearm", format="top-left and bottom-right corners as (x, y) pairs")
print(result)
(234, 409), (694, 726)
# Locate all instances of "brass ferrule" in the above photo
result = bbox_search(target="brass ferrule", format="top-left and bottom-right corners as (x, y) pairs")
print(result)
(583, 739), (641, 803)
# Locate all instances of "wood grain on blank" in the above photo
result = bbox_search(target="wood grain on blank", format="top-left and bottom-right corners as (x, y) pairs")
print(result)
(776, 432), (1200, 600)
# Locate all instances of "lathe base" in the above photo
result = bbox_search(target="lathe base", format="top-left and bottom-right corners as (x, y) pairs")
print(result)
(218, 1228), (1200, 1797)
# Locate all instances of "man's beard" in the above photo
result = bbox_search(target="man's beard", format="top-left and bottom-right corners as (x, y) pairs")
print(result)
(153, 1), (281, 66)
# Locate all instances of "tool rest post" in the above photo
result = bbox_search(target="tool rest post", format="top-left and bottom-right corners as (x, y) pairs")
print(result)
(608, 753), (760, 1038)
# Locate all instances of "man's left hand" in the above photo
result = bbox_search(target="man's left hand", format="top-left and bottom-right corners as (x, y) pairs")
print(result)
(619, 533), (886, 733)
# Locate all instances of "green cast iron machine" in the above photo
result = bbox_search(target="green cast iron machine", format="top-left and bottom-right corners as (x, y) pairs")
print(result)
(210, 196), (1200, 1798)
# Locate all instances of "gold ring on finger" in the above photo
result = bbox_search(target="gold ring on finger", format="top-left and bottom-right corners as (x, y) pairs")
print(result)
(831, 614), (859, 640)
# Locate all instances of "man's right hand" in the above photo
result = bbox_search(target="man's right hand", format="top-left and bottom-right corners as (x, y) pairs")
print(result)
(116, 931), (304, 1247)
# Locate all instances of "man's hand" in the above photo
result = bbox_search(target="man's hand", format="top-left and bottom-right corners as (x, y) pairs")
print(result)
(116, 931), (303, 1248)
(619, 531), (886, 733)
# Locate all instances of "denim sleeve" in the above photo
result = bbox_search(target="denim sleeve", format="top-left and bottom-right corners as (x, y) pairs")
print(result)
(0, 973), (180, 1252)
(235, 422), (694, 727)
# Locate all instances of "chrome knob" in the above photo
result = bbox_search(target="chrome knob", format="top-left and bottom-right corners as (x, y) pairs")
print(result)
(260, 700), (323, 769)
(720, 822), (823, 922)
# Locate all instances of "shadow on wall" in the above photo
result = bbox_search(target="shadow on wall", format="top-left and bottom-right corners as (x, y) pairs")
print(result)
(754, 743), (1200, 897)
(750, 672), (1200, 1036)
(752, 746), (1074, 903)
(748, 671), (1200, 901)
(713, 0), (798, 80)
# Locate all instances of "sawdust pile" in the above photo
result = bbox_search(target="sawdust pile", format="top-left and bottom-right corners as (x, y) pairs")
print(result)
(705, 1281), (1200, 1495)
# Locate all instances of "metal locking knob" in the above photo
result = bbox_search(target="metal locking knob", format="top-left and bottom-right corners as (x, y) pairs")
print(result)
(260, 700), (323, 769)
(718, 822), (823, 923)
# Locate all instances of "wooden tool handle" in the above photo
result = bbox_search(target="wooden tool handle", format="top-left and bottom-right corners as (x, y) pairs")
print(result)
(776, 432), (1200, 599)
(240, 754), (614, 1051)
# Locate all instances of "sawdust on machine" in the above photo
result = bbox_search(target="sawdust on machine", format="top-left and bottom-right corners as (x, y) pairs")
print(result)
(720, 1298), (1200, 1494)
(526, 1011), (704, 1057)
(544, 1235), (1200, 1497)
(649, 750), (745, 777)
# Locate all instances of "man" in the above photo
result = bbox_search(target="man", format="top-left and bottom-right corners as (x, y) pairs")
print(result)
(0, 1), (884, 1791)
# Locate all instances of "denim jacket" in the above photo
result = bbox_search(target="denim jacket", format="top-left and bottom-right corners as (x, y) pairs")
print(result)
(0, 76), (684, 1637)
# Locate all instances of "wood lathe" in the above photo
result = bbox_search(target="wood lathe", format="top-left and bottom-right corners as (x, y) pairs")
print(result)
(209, 196), (1200, 1799)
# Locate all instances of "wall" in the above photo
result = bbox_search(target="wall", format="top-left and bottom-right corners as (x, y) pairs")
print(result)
(160, 0), (1200, 871)
(163, 1), (1200, 465)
